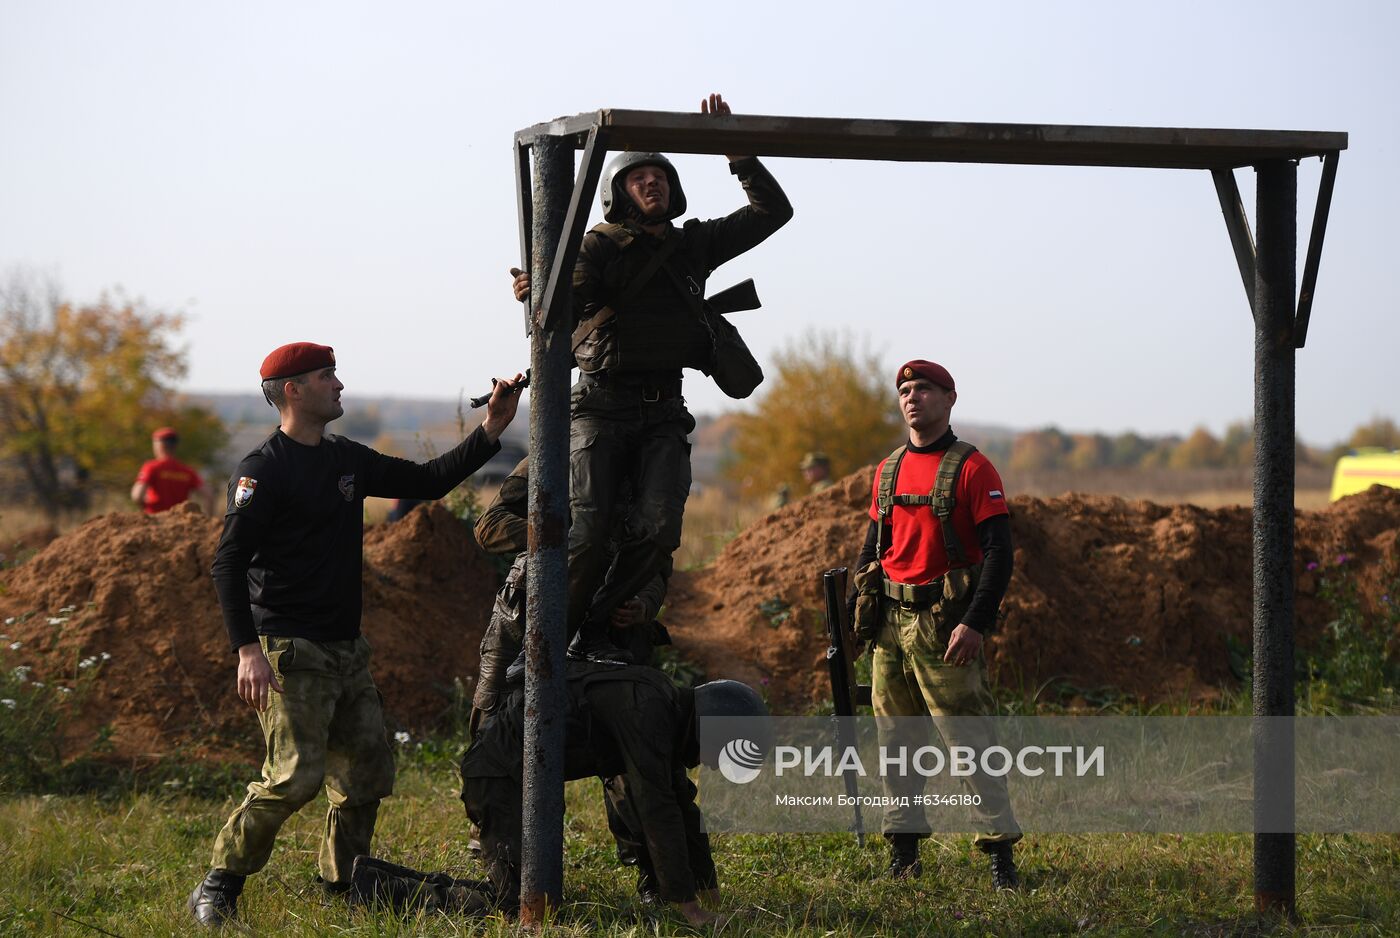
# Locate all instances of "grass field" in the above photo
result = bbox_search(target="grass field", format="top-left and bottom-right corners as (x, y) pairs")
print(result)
(2, 751), (1397, 937)
(0, 473), (1383, 935)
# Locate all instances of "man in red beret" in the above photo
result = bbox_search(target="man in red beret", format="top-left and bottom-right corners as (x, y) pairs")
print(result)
(189, 341), (522, 927)
(131, 426), (205, 514)
(849, 359), (1023, 890)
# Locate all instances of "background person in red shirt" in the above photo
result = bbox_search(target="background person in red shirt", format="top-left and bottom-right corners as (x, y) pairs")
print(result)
(131, 427), (204, 514)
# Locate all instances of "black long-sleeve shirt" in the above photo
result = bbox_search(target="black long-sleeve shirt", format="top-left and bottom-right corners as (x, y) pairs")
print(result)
(211, 426), (499, 651)
(854, 429), (1014, 634)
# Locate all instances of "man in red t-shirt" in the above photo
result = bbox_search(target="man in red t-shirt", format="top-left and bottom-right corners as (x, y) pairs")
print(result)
(851, 359), (1022, 890)
(131, 427), (204, 514)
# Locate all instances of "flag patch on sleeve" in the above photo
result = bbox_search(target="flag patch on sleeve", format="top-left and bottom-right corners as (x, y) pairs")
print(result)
(989, 489), (1004, 499)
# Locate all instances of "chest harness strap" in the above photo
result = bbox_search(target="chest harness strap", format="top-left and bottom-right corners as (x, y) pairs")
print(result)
(875, 440), (978, 579)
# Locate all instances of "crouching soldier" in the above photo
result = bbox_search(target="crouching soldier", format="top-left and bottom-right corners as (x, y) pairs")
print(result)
(467, 456), (670, 874)
(458, 669), (770, 926)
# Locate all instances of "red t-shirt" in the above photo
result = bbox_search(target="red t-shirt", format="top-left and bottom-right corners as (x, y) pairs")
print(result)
(136, 457), (203, 514)
(868, 446), (1009, 584)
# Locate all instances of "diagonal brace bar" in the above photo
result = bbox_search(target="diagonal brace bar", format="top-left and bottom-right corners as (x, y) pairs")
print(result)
(1212, 167), (1257, 318)
(1293, 150), (1339, 348)
(537, 126), (611, 331)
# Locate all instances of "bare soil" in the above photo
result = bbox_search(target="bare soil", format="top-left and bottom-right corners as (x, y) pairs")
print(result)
(0, 501), (494, 764)
(2, 484), (1397, 764)
(662, 473), (1400, 712)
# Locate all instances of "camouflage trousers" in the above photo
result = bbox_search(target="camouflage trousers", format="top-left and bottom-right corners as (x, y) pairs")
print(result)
(210, 635), (396, 884)
(871, 601), (1022, 848)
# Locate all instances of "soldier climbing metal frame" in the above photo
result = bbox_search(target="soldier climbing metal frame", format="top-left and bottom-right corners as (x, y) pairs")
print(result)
(509, 109), (1347, 924)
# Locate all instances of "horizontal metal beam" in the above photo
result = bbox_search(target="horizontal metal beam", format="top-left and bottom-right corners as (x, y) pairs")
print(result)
(516, 110), (1346, 170)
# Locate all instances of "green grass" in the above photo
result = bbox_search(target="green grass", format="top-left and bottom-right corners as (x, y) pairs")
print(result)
(1, 755), (1397, 937)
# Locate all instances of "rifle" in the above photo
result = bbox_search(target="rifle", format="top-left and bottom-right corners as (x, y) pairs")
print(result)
(706, 278), (761, 315)
(469, 369), (532, 409)
(823, 566), (872, 846)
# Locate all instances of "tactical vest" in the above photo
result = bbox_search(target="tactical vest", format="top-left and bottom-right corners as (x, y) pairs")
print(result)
(572, 222), (717, 374)
(875, 440), (978, 571)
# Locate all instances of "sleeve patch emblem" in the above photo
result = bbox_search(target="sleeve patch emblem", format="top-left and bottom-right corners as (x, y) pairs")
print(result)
(234, 477), (258, 508)
(989, 489), (1004, 499)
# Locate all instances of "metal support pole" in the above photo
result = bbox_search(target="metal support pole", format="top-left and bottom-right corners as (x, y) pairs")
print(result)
(1251, 158), (1297, 920)
(520, 133), (574, 925)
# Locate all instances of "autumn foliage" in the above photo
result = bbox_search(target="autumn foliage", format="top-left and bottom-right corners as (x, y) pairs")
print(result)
(725, 332), (904, 499)
(0, 274), (225, 516)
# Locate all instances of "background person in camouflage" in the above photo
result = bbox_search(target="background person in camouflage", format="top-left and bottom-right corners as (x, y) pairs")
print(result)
(510, 92), (793, 664)
(188, 342), (522, 927)
(850, 359), (1022, 889)
(800, 451), (833, 493)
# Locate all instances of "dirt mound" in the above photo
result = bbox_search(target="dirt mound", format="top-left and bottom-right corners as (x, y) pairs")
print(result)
(0, 502), (496, 764)
(3, 479), (1398, 763)
(662, 474), (1400, 712)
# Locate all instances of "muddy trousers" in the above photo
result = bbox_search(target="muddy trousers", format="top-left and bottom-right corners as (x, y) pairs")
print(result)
(461, 774), (523, 908)
(210, 636), (397, 884)
(871, 603), (1022, 848)
(604, 770), (717, 900)
(567, 382), (693, 634)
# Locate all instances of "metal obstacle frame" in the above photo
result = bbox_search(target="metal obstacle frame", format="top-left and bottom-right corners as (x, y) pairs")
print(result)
(509, 109), (1346, 924)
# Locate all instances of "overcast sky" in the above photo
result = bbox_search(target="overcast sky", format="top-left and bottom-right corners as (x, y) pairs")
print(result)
(2, 0), (1394, 446)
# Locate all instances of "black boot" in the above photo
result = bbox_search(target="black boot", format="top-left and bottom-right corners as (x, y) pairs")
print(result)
(986, 842), (1021, 891)
(886, 833), (922, 880)
(188, 869), (245, 927)
(566, 623), (633, 666)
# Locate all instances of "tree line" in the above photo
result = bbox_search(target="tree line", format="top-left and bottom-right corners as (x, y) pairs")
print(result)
(721, 332), (1399, 497)
(4, 278), (1396, 520)
(1, 272), (224, 518)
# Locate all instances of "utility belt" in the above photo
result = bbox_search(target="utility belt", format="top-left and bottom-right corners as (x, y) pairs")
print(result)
(881, 577), (944, 609)
(578, 369), (684, 402)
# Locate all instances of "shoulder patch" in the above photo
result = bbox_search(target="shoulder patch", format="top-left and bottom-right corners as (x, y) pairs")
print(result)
(234, 477), (257, 508)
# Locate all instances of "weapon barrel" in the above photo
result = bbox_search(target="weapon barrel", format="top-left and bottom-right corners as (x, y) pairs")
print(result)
(823, 566), (865, 845)
(706, 278), (761, 315)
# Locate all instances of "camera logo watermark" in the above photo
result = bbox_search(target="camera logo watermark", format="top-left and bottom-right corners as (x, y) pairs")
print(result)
(718, 738), (765, 784)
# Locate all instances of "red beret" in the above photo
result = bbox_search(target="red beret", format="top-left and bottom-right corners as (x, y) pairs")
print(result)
(896, 359), (955, 391)
(152, 426), (179, 441)
(260, 342), (335, 381)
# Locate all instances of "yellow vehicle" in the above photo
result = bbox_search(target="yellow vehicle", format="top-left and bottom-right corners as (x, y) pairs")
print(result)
(1330, 448), (1400, 501)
